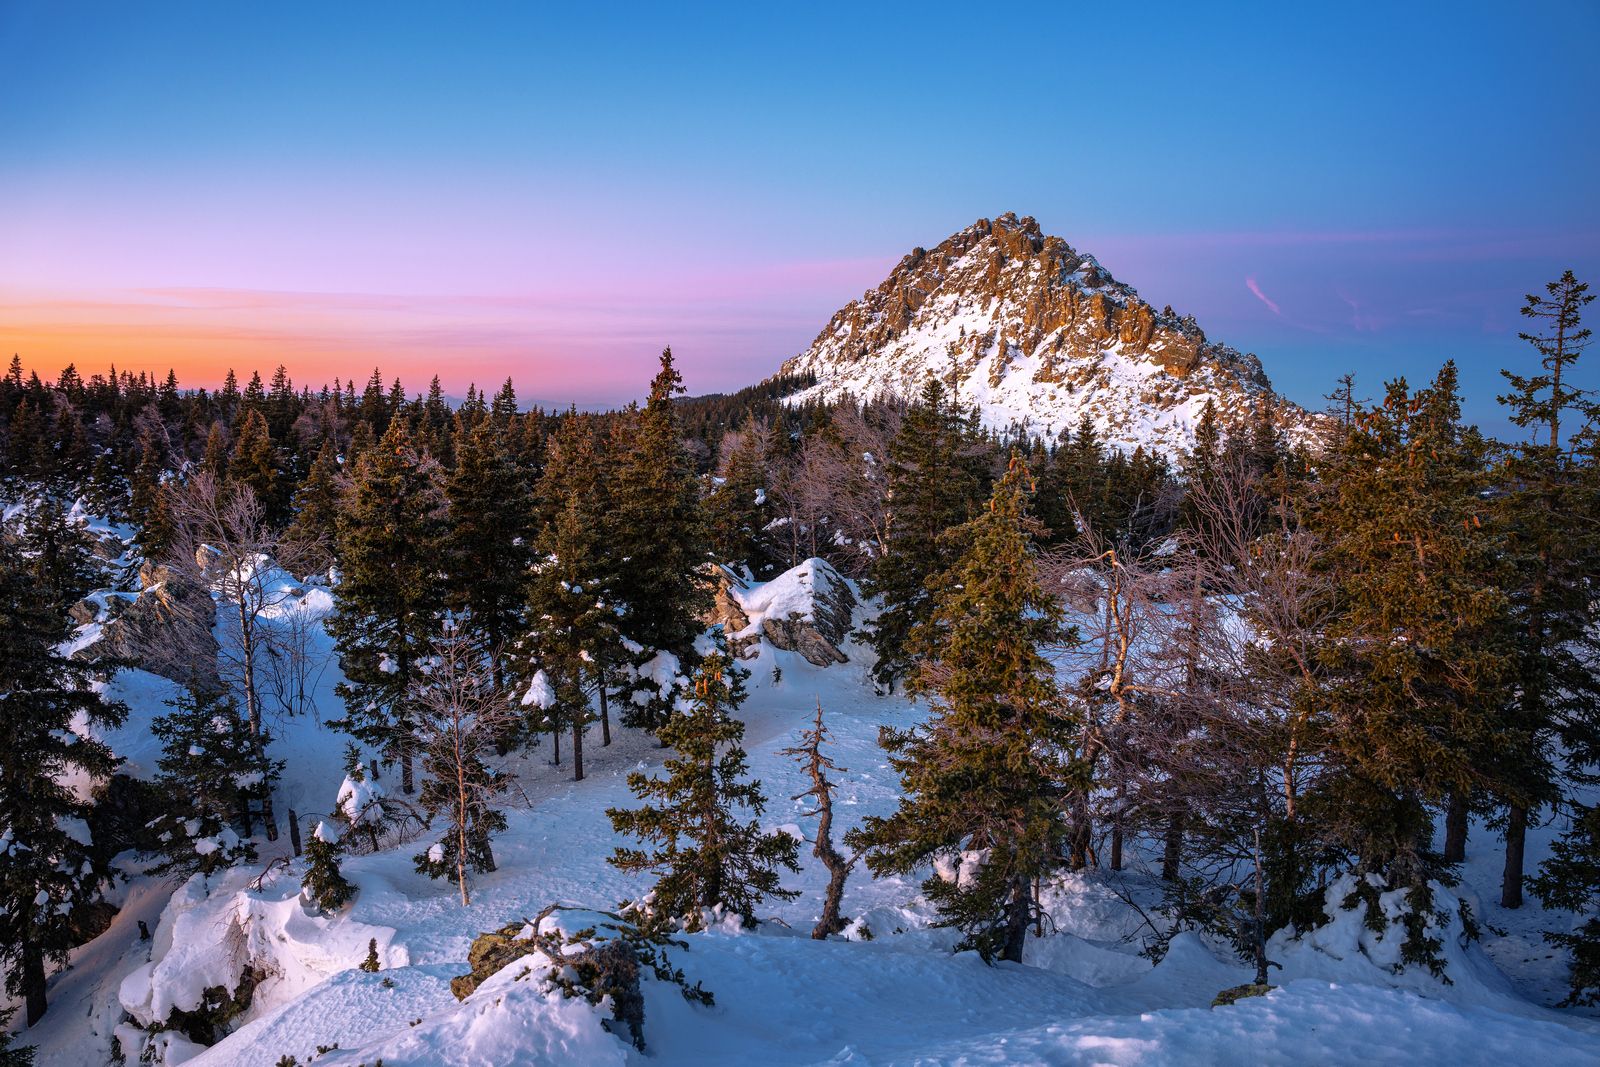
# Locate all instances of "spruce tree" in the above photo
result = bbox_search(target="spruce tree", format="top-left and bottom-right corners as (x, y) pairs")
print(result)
(519, 416), (621, 779)
(3, 401), (44, 483)
(1496, 270), (1600, 908)
(146, 688), (277, 876)
(129, 434), (174, 561)
(609, 350), (712, 731)
(1310, 364), (1510, 962)
(301, 823), (355, 912)
(849, 454), (1075, 963)
(48, 405), (90, 491)
(490, 377), (518, 426)
(865, 377), (984, 690)
(704, 419), (774, 576)
(10, 498), (102, 612)
(1529, 803), (1600, 1005)
(85, 451), (122, 519)
(1180, 397), (1224, 529)
(0, 556), (123, 1025)
(230, 408), (280, 522)
(0, 1010), (35, 1066)
(328, 421), (448, 793)
(443, 419), (533, 688)
(201, 421), (230, 482)
(421, 376), (453, 465)
(282, 440), (345, 573)
(607, 649), (800, 929)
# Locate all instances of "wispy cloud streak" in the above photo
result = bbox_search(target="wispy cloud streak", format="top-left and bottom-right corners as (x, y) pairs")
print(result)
(1244, 276), (1281, 316)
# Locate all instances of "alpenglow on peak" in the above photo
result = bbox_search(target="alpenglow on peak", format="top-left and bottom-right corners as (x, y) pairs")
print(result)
(781, 212), (1313, 458)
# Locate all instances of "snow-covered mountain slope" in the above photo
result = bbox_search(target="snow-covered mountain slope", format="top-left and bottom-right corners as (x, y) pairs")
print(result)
(781, 212), (1319, 458)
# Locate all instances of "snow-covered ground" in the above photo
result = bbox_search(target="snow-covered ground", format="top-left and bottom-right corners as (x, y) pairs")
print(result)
(10, 553), (1600, 1065)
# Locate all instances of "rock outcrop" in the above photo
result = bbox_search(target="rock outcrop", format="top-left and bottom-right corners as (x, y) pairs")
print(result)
(780, 212), (1318, 459)
(82, 560), (220, 691)
(707, 558), (856, 667)
(452, 906), (710, 1052)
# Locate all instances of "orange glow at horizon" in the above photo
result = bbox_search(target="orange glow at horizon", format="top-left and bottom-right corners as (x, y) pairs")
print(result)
(0, 281), (833, 402)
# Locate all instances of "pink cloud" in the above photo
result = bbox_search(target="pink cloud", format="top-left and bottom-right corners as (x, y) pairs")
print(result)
(1245, 276), (1281, 315)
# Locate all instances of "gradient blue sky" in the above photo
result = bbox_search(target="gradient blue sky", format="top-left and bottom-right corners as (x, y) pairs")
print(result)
(2, 1), (1597, 432)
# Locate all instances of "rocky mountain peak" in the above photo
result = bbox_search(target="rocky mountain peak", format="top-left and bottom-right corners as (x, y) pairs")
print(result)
(781, 213), (1313, 458)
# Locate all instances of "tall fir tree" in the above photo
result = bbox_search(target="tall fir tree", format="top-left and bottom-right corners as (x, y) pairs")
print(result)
(849, 454), (1076, 963)
(328, 421), (449, 793)
(607, 648), (799, 929)
(145, 689), (278, 876)
(282, 439), (345, 573)
(0, 556), (123, 1025)
(865, 377), (985, 690)
(518, 415), (622, 778)
(442, 419), (533, 689)
(1529, 803), (1600, 1005)
(10, 497), (102, 612)
(230, 408), (281, 522)
(704, 419), (774, 576)
(1496, 271), (1600, 908)
(609, 350), (712, 731)
(1309, 364), (1511, 966)
(200, 421), (230, 482)
(128, 433), (174, 560)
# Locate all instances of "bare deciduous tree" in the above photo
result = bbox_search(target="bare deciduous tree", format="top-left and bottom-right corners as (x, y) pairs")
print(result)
(411, 625), (517, 906)
(168, 472), (319, 740)
(164, 472), (325, 839)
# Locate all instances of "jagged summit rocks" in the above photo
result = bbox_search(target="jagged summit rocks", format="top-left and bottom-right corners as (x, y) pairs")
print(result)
(781, 212), (1313, 457)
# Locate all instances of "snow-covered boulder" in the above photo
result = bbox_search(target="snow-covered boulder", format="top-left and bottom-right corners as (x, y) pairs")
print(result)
(118, 866), (403, 1060)
(449, 905), (710, 1053)
(710, 558), (856, 666)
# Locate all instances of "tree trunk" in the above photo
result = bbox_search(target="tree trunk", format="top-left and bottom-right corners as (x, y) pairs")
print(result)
(21, 938), (47, 1026)
(1252, 828), (1270, 987)
(1110, 821), (1123, 872)
(1069, 801), (1091, 870)
(572, 716), (584, 782)
(1162, 813), (1183, 882)
(813, 801), (849, 939)
(599, 682), (612, 747)
(401, 751), (414, 794)
(259, 769), (278, 842)
(1002, 875), (1031, 964)
(1501, 803), (1527, 909)
(288, 808), (303, 857)
(456, 739), (471, 907)
(1443, 791), (1469, 864)
(552, 721), (561, 766)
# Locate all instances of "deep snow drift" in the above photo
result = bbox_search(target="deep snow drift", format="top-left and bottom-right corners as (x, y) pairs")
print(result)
(10, 553), (1600, 1066)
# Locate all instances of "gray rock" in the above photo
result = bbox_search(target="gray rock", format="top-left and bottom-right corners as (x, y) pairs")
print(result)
(80, 560), (221, 690)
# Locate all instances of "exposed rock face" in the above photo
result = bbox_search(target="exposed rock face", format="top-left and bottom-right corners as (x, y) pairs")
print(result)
(83, 560), (220, 691)
(707, 568), (759, 658)
(707, 558), (857, 667)
(781, 212), (1318, 458)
